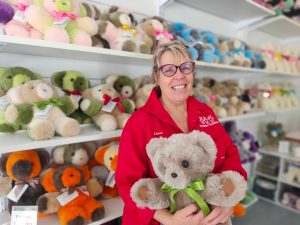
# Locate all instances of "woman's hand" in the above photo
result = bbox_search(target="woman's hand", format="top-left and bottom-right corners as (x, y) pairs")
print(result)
(154, 204), (205, 225)
(203, 206), (233, 225)
(170, 204), (205, 225)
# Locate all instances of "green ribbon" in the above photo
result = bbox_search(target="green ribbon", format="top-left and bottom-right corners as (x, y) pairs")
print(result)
(33, 98), (64, 110)
(160, 177), (210, 216)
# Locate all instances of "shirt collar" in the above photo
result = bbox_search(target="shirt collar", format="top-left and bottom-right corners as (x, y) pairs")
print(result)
(141, 88), (206, 131)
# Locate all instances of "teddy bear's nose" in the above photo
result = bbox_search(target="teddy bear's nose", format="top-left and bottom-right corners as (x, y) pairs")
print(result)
(171, 173), (177, 178)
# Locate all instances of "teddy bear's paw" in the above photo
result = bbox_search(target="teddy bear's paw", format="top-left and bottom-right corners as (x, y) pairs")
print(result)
(80, 99), (91, 111)
(28, 119), (55, 140)
(97, 114), (117, 131)
(36, 192), (60, 214)
(218, 171), (247, 207)
(138, 43), (151, 54)
(131, 179), (154, 208)
(202, 175), (224, 203)
(116, 113), (130, 128)
(91, 206), (105, 221)
(4, 105), (18, 123)
(131, 178), (169, 209)
(55, 117), (80, 137)
(69, 95), (80, 108)
(122, 40), (137, 52)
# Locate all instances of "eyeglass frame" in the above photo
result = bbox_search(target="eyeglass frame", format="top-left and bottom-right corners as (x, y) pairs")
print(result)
(158, 61), (195, 77)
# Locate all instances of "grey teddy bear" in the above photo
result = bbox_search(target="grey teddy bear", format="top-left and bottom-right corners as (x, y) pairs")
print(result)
(130, 130), (247, 225)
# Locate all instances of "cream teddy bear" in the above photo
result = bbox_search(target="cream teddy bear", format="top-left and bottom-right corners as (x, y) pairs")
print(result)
(3, 80), (80, 140)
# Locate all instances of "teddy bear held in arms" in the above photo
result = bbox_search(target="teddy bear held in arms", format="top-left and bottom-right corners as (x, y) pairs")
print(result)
(130, 131), (247, 225)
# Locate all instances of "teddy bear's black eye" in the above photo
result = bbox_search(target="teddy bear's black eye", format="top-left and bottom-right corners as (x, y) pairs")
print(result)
(70, 78), (74, 82)
(119, 84), (123, 88)
(98, 89), (102, 92)
(71, 152), (75, 157)
(182, 160), (189, 168)
(109, 157), (112, 160)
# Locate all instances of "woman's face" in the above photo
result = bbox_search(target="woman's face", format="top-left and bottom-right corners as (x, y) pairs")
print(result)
(156, 51), (194, 105)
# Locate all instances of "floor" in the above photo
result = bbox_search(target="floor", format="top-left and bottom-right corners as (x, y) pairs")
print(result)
(232, 199), (300, 225)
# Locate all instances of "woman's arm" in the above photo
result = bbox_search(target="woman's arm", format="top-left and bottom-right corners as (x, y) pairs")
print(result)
(115, 113), (157, 225)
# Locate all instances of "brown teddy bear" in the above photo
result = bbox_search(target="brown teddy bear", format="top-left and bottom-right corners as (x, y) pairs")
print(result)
(130, 131), (247, 225)
(0, 149), (50, 212)
(37, 165), (105, 225)
(3, 80), (80, 140)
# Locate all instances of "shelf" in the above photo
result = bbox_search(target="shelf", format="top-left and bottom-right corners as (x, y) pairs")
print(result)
(0, 125), (122, 154)
(280, 178), (300, 189)
(259, 148), (300, 162)
(195, 61), (268, 75)
(175, 0), (274, 22)
(278, 202), (300, 214)
(0, 35), (153, 65)
(254, 15), (300, 40)
(267, 107), (300, 114)
(219, 111), (266, 123)
(1, 35), (300, 78)
(0, 197), (124, 225)
(255, 171), (278, 181)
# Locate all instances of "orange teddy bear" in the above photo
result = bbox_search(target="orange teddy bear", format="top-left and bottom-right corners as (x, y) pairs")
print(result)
(37, 165), (105, 225)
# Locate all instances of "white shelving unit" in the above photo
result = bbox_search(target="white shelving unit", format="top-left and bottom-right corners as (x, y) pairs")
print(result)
(253, 147), (300, 214)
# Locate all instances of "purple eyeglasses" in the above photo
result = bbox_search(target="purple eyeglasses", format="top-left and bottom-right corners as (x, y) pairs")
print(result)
(159, 61), (195, 77)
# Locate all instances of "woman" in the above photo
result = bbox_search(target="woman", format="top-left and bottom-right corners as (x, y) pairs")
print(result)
(115, 40), (247, 225)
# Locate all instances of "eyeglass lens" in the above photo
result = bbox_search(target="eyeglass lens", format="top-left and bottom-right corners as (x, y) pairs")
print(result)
(160, 61), (194, 77)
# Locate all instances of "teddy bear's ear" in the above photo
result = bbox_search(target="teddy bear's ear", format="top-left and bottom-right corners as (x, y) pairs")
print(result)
(51, 146), (66, 165)
(37, 149), (51, 170)
(188, 131), (217, 158)
(105, 74), (118, 85)
(0, 154), (9, 176)
(51, 71), (66, 88)
(95, 145), (109, 165)
(146, 138), (167, 161)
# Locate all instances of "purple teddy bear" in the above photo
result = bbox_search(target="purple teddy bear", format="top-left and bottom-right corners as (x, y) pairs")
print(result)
(0, 0), (14, 34)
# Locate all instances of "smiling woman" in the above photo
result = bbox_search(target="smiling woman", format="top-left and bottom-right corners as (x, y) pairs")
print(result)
(115, 40), (247, 225)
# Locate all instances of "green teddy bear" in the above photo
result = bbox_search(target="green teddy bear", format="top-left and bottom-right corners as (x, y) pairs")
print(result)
(51, 70), (92, 124)
(106, 74), (136, 112)
(0, 67), (42, 92)
(0, 67), (42, 133)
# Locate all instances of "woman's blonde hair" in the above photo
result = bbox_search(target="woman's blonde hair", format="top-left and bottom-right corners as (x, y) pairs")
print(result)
(152, 40), (193, 83)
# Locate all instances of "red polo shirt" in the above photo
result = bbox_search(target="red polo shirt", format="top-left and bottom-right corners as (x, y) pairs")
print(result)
(115, 88), (247, 225)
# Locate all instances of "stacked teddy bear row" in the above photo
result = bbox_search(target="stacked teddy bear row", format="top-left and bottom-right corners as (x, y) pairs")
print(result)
(0, 66), (299, 141)
(2, 0), (300, 74)
(0, 67), (143, 140)
(0, 0), (173, 54)
(0, 140), (119, 225)
(192, 77), (299, 119)
(254, 0), (300, 22)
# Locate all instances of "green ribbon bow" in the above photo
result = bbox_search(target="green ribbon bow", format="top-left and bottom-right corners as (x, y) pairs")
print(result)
(160, 177), (210, 216)
(33, 98), (64, 110)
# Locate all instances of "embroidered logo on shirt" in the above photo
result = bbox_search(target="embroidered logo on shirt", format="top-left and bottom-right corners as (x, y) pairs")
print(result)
(153, 132), (163, 136)
(199, 115), (219, 127)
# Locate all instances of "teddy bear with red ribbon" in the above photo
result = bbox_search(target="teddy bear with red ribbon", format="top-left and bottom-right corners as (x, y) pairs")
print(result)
(80, 82), (133, 131)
